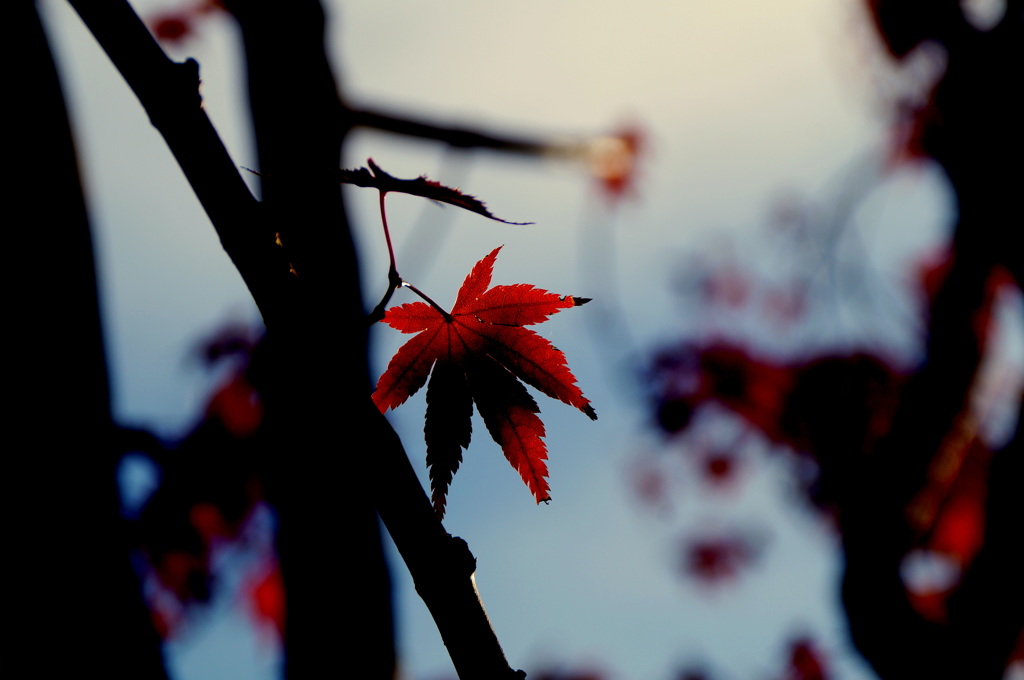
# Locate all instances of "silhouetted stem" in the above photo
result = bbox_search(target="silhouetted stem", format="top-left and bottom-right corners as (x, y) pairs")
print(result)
(367, 191), (404, 325)
(381, 191), (399, 279)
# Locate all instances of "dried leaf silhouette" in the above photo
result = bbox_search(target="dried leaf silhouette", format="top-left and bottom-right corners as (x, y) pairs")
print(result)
(338, 158), (532, 225)
(372, 247), (596, 517)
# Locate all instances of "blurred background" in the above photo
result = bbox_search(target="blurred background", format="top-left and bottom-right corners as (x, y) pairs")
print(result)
(36, 0), (1021, 679)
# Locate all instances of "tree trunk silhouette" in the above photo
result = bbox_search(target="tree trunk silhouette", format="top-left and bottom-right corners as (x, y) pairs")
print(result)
(14, 1), (168, 677)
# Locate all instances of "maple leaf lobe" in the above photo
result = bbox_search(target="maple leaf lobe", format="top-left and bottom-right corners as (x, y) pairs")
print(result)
(423, 360), (473, 519)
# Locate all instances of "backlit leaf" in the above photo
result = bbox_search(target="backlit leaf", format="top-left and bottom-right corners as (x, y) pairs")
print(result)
(372, 247), (595, 518)
(338, 159), (532, 225)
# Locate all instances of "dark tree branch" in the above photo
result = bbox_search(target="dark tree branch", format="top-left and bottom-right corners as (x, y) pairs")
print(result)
(67, 0), (293, 330)
(68, 1), (525, 677)
(349, 105), (586, 159)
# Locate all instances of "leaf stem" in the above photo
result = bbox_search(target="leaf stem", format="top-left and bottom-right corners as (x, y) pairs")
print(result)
(367, 190), (406, 325)
(380, 190), (399, 280)
(404, 282), (453, 321)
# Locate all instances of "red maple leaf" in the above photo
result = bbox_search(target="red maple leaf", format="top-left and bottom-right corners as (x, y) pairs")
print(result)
(372, 247), (596, 518)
